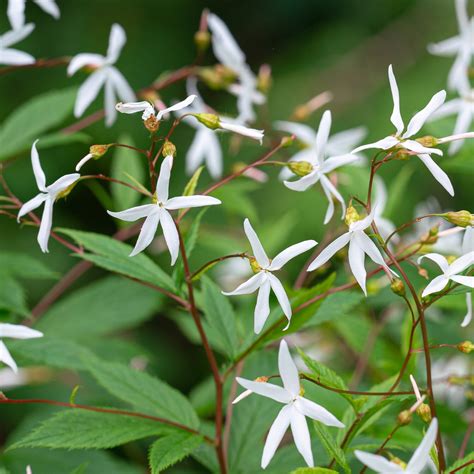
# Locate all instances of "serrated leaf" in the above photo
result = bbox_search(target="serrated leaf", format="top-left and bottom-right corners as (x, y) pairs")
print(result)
(312, 422), (350, 474)
(85, 357), (200, 429)
(57, 229), (176, 292)
(148, 432), (203, 473)
(8, 410), (170, 450)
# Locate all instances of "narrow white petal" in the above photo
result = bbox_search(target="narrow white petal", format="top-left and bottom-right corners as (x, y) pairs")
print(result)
(349, 206), (378, 232)
(74, 69), (107, 117)
(462, 227), (473, 255)
(410, 374), (423, 401)
(422, 275), (449, 297)
(37, 197), (53, 253)
(261, 405), (292, 469)
(295, 398), (345, 427)
(320, 174), (346, 222)
(75, 153), (93, 171)
(107, 204), (156, 222)
(268, 273), (292, 319)
(156, 95), (196, 120)
(354, 232), (396, 277)
(17, 193), (47, 221)
(290, 410), (314, 467)
(67, 53), (105, 76)
(447, 108), (473, 155)
(352, 136), (399, 154)
(269, 240), (317, 271)
(402, 140), (443, 156)
(129, 211), (160, 257)
(449, 252), (474, 275)
(33, 0), (60, 19)
(0, 48), (35, 65)
(104, 75), (117, 127)
(185, 129), (207, 175)
(7, 0), (25, 31)
(429, 98), (463, 121)
(320, 178), (335, 224)
(406, 418), (438, 473)
(450, 275), (474, 288)
(159, 209), (180, 265)
(354, 450), (403, 473)
(427, 36), (462, 57)
(278, 340), (300, 397)
(307, 233), (351, 271)
(115, 100), (153, 115)
(417, 154), (454, 196)
(321, 153), (359, 173)
(0, 323), (43, 339)
(106, 24), (126, 64)
(165, 195), (221, 210)
(236, 377), (291, 404)
(315, 110), (332, 164)
(418, 253), (450, 274)
(244, 218), (270, 268)
(254, 278), (271, 334)
(107, 68), (136, 104)
(461, 293), (472, 327)
(47, 173), (81, 197)
(274, 121), (316, 145)
(205, 132), (223, 179)
(223, 271), (266, 296)
(30, 140), (46, 192)
(326, 126), (367, 155)
(220, 122), (264, 142)
(0, 340), (18, 373)
(348, 237), (367, 295)
(1, 22), (34, 47)
(156, 155), (173, 203)
(284, 170), (320, 192)
(388, 65), (404, 135)
(404, 90), (446, 138)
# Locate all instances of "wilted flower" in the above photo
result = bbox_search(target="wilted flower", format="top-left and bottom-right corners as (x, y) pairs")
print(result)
(223, 219), (316, 333)
(107, 155), (221, 263)
(7, 0), (59, 31)
(0, 23), (35, 65)
(235, 340), (344, 468)
(17, 140), (80, 253)
(67, 24), (136, 126)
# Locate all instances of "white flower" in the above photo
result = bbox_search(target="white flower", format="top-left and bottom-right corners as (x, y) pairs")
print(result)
(418, 252), (474, 297)
(7, 0), (59, 31)
(218, 119), (264, 142)
(281, 111), (361, 224)
(107, 155), (221, 263)
(235, 340), (344, 469)
(17, 140), (80, 253)
(0, 23), (35, 65)
(223, 219), (316, 333)
(428, 0), (473, 91)
(355, 418), (438, 474)
(0, 323), (43, 372)
(352, 65), (453, 196)
(207, 12), (265, 124)
(461, 226), (473, 326)
(67, 24), (136, 127)
(373, 176), (398, 244)
(432, 356), (471, 408)
(116, 94), (196, 121)
(307, 208), (397, 295)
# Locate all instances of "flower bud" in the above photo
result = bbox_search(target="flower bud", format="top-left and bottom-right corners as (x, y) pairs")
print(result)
(393, 150), (411, 161)
(162, 140), (177, 158)
(416, 403), (432, 423)
(457, 340), (474, 354)
(198, 66), (236, 90)
(390, 278), (406, 297)
(194, 30), (211, 52)
(90, 144), (110, 158)
(421, 225), (439, 245)
(144, 115), (159, 133)
(249, 256), (262, 274)
(280, 135), (294, 148)
(416, 136), (438, 148)
(344, 206), (360, 226)
(288, 161), (313, 177)
(442, 210), (473, 228)
(397, 410), (412, 426)
(192, 113), (220, 130)
(257, 64), (272, 94)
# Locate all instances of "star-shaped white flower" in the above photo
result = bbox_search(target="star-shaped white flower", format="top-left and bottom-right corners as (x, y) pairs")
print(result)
(355, 418), (438, 474)
(0, 323), (43, 372)
(418, 252), (474, 298)
(235, 340), (344, 469)
(307, 208), (397, 295)
(223, 219), (316, 333)
(7, 0), (59, 31)
(17, 140), (80, 253)
(67, 24), (136, 127)
(207, 12), (265, 124)
(280, 111), (361, 224)
(107, 155), (221, 263)
(428, 0), (473, 91)
(352, 65), (453, 196)
(0, 23), (35, 65)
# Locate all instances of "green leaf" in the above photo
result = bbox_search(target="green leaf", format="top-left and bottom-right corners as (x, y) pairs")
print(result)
(37, 276), (161, 340)
(111, 134), (145, 210)
(85, 357), (200, 429)
(312, 422), (350, 474)
(0, 87), (77, 160)
(291, 468), (338, 474)
(182, 165), (204, 197)
(446, 452), (474, 474)
(0, 277), (29, 316)
(8, 410), (170, 450)
(148, 432), (203, 473)
(213, 180), (259, 221)
(57, 229), (176, 292)
(0, 252), (58, 280)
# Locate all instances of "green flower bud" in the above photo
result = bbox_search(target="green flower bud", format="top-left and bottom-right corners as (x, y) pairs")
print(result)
(249, 256), (262, 274)
(194, 30), (211, 52)
(90, 144), (110, 158)
(344, 206), (361, 226)
(390, 278), (406, 297)
(442, 210), (474, 228)
(162, 140), (177, 157)
(416, 135), (438, 148)
(457, 340), (474, 354)
(397, 410), (412, 426)
(280, 135), (294, 148)
(416, 403), (432, 423)
(288, 160), (313, 177)
(192, 113), (220, 130)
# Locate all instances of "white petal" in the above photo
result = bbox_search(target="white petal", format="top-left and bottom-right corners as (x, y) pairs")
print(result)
(404, 90), (446, 138)
(307, 232), (351, 271)
(349, 206), (378, 232)
(219, 122), (264, 143)
(373, 175), (388, 212)
(410, 374), (423, 401)
(185, 129), (207, 174)
(223, 271), (266, 296)
(448, 107), (473, 155)
(7, 0), (25, 31)
(388, 65), (404, 136)
(236, 377), (291, 404)
(354, 450), (403, 473)
(156, 95), (196, 120)
(320, 174), (346, 222)
(67, 53), (105, 76)
(418, 253), (450, 273)
(321, 153), (359, 173)
(104, 75), (117, 127)
(417, 154), (454, 196)
(269, 240), (317, 271)
(402, 140), (443, 156)
(450, 275), (474, 288)
(315, 110), (332, 164)
(156, 155), (173, 203)
(348, 236), (367, 295)
(428, 36), (462, 57)
(30, 139), (46, 192)
(33, 0), (60, 19)
(244, 218), (270, 268)
(107, 204), (156, 222)
(165, 195), (221, 210)
(0, 340), (18, 373)
(37, 197), (53, 253)
(326, 126), (367, 155)
(352, 136), (399, 154)
(295, 398), (345, 427)
(47, 173), (80, 197)
(74, 69), (107, 118)
(106, 23), (126, 64)
(421, 274), (449, 297)
(1, 22), (34, 47)
(455, 0), (470, 33)
(278, 340), (300, 397)
(75, 153), (93, 171)
(320, 178), (335, 225)
(268, 273), (292, 319)
(108, 68), (136, 103)
(17, 193), (47, 221)
(449, 250), (474, 276)
(290, 409), (314, 467)
(406, 418), (438, 473)
(274, 121), (316, 146)
(462, 227), (473, 255)
(428, 98), (463, 121)
(159, 209), (180, 265)
(461, 293), (472, 327)
(0, 48), (34, 65)
(0, 323), (43, 339)
(261, 404), (293, 469)
(115, 100), (153, 115)
(205, 132), (223, 179)
(254, 278), (271, 334)
(354, 232), (396, 277)
(284, 169), (320, 192)
(129, 210), (160, 257)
